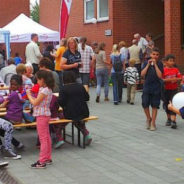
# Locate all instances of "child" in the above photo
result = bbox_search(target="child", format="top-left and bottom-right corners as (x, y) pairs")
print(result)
(124, 59), (139, 105)
(0, 117), (21, 159)
(163, 54), (182, 128)
(27, 70), (54, 169)
(141, 47), (163, 131)
(58, 71), (92, 145)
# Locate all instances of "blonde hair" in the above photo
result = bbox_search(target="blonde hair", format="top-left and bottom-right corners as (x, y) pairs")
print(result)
(129, 59), (136, 67)
(16, 64), (26, 75)
(111, 44), (119, 55)
(119, 41), (126, 48)
(67, 37), (78, 50)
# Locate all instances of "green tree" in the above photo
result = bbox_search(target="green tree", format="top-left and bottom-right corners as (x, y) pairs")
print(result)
(30, 1), (40, 23)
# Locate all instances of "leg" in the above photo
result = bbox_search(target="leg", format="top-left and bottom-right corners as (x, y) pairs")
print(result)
(103, 69), (109, 99)
(96, 69), (102, 100)
(111, 73), (118, 103)
(144, 108), (152, 121)
(130, 84), (136, 104)
(127, 84), (131, 103)
(117, 73), (123, 102)
(36, 116), (52, 163)
(151, 108), (158, 128)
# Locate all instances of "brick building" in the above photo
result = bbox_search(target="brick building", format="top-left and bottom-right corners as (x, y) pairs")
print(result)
(0, 0), (30, 59)
(40, 0), (184, 68)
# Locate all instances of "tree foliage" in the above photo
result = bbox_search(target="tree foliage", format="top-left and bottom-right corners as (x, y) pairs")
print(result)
(30, 1), (40, 23)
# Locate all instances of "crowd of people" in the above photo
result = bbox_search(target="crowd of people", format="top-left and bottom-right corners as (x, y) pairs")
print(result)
(0, 32), (184, 169)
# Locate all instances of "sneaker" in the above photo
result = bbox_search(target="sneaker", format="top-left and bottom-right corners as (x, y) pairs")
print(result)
(127, 100), (130, 104)
(3, 149), (21, 160)
(45, 159), (53, 165)
(130, 102), (134, 105)
(96, 96), (100, 103)
(165, 119), (171, 126)
(31, 161), (46, 169)
(54, 140), (65, 149)
(171, 121), (177, 129)
(114, 102), (118, 105)
(16, 142), (24, 150)
(104, 97), (109, 101)
(85, 135), (92, 146)
(0, 161), (9, 168)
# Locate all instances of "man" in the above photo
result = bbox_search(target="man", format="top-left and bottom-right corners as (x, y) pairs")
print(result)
(0, 58), (16, 85)
(78, 37), (95, 92)
(25, 33), (42, 74)
(128, 39), (143, 88)
(134, 33), (148, 54)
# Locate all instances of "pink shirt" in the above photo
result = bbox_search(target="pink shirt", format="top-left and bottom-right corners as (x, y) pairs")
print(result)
(33, 87), (52, 117)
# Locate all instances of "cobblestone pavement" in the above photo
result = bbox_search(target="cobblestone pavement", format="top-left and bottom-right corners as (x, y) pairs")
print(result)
(2, 88), (184, 184)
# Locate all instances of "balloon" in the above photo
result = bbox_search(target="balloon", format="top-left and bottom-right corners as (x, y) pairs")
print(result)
(172, 92), (184, 109)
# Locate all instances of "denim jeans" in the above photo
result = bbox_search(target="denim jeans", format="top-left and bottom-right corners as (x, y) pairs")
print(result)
(96, 68), (109, 97)
(111, 73), (123, 102)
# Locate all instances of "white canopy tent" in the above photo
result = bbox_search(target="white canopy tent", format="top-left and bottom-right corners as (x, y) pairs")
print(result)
(1, 13), (60, 43)
(0, 28), (10, 59)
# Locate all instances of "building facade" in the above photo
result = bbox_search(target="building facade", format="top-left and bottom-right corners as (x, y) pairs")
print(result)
(0, 0), (30, 59)
(40, 0), (183, 67)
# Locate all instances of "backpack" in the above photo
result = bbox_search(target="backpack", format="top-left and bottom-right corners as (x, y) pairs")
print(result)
(113, 54), (122, 72)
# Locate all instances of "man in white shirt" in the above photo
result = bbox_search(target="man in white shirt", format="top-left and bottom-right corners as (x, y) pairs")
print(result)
(25, 33), (42, 74)
(134, 33), (148, 54)
(0, 58), (16, 85)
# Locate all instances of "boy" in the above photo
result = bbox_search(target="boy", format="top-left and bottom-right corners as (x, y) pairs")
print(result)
(163, 54), (182, 128)
(124, 59), (139, 105)
(141, 47), (163, 131)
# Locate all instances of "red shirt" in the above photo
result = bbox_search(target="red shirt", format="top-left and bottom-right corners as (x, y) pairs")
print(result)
(163, 67), (182, 90)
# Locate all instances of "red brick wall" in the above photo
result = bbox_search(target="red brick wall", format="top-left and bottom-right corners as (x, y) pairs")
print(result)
(164, 0), (184, 68)
(113, 0), (164, 55)
(0, 0), (30, 61)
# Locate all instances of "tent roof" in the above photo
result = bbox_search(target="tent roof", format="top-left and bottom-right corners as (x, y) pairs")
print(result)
(2, 14), (59, 42)
(0, 28), (10, 34)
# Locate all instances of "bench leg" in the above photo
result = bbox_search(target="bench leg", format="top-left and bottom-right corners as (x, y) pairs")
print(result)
(78, 128), (81, 146)
(72, 123), (74, 145)
(83, 133), (86, 149)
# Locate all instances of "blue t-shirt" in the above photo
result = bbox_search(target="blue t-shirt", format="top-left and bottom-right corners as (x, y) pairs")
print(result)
(62, 49), (81, 77)
(14, 57), (22, 65)
(142, 60), (163, 93)
(110, 54), (124, 73)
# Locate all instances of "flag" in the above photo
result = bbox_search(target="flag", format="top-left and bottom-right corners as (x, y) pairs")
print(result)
(60, 0), (73, 39)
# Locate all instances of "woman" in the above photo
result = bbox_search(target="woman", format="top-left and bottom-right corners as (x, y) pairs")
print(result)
(110, 44), (124, 105)
(50, 38), (67, 86)
(119, 41), (128, 69)
(145, 33), (154, 59)
(93, 43), (109, 103)
(61, 37), (82, 83)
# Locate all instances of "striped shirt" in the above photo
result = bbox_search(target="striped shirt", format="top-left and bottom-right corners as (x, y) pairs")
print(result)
(33, 87), (52, 117)
(124, 67), (139, 85)
(78, 43), (94, 73)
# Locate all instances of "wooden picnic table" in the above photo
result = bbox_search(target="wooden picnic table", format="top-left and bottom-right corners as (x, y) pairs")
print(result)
(0, 86), (9, 90)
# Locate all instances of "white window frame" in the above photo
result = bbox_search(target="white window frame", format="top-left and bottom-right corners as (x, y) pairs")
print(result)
(97, 0), (109, 22)
(84, 0), (95, 23)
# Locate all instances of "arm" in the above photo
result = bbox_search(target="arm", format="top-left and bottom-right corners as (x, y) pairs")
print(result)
(34, 44), (42, 58)
(141, 62), (150, 77)
(0, 100), (8, 108)
(60, 57), (79, 70)
(153, 60), (162, 79)
(27, 91), (46, 106)
(168, 102), (181, 116)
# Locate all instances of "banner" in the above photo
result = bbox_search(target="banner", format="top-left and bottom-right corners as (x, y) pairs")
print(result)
(60, 0), (72, 39)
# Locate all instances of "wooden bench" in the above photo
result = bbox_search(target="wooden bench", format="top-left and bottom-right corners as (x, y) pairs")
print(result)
(13, 116), (98, 148)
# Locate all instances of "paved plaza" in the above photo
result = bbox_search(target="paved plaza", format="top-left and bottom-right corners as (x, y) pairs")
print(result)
(2, 87), (184, 184)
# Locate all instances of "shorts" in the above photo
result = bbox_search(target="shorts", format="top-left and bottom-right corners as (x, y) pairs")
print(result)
(80, 73), (90, 85)
(142, 90), (161, 109)
(163, 89), (177, 115)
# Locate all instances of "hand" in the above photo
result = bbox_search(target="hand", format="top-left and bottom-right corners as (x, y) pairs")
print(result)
(26, 89), (31, 96)
(148, 59), (152, 65)
(152, 59), (157, 65)
(168, 101), (173, 111)
(73, 63), (79, 68)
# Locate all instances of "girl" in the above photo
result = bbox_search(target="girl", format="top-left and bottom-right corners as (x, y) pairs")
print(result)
(110, 44), (124, 105)
(27, 70), (54, 169)
(58, 71), (92, 146)
(93, 43), (110, 103)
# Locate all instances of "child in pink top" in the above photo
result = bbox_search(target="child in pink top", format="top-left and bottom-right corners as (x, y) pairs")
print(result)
(27, 70), (54, 169)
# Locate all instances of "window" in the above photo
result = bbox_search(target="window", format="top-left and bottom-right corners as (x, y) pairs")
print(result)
(97, 0), (109, 21)
(84, 0), (95, 23)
